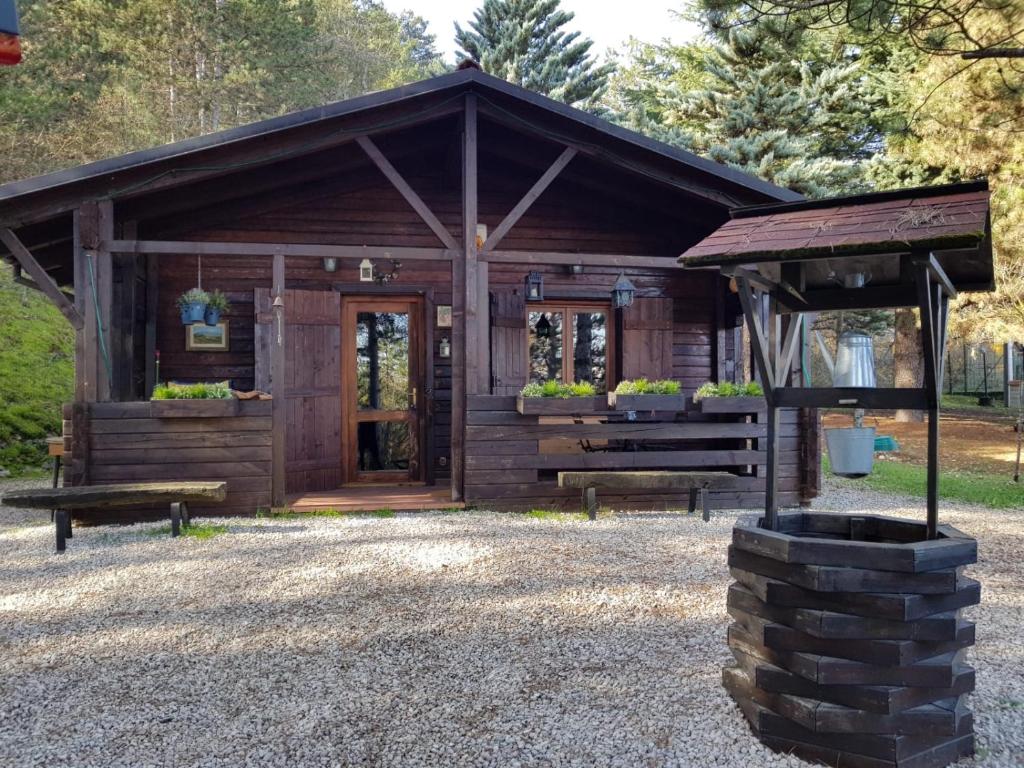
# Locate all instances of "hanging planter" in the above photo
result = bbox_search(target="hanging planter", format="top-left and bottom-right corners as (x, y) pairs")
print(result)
(204, 290), (229, 326)
(177, 288), (209, 326)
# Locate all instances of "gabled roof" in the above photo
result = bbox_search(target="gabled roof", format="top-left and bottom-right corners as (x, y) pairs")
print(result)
(0, 68), (799, 228)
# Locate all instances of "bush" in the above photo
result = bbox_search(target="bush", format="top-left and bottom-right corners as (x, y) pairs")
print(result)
(694, 380), (764, 401)
(152, 381), (233, 400)
(520, 380), (597, 398)
(614, 378), (681, 395)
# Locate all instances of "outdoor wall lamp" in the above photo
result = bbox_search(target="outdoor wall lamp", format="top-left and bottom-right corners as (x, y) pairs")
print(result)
(322, 256), (338, 273)
(439, 335), (451, 359)
(358, 257), (402, 284)
(526, 271), (544, 301)
(611, 272), (636, 308)
(569, 263), (584, 276)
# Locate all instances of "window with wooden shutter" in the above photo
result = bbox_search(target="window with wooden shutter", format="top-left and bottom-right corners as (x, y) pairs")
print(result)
(620, 296), (674, 381)
(489, 289), (527, 395)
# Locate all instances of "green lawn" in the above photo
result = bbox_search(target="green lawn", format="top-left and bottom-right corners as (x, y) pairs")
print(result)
(0, 269), (74, 473)
(825, 456), (1023, 509)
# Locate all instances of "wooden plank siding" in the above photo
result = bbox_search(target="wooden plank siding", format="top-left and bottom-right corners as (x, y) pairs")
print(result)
(463, 395), (804, 511)
(62, 400), (272, 521)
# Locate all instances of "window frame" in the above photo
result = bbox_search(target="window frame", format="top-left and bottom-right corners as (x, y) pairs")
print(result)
(525, 300), (616, 389)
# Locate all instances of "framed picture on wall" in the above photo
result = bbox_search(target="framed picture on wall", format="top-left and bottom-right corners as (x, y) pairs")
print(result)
(437, 305), (453, 328)
(186, 322), (230, 352)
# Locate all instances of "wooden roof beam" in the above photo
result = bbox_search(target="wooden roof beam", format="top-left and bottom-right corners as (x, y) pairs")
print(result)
(0, 227), (83, 329)
(481, 146), (577, 252)
(356, 135), (460, 251)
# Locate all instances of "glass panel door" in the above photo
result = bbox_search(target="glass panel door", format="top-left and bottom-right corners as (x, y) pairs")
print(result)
(342, 298), (423, 484)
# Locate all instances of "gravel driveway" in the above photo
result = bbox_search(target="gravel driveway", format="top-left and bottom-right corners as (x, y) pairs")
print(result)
(1, 478), (1021, 768)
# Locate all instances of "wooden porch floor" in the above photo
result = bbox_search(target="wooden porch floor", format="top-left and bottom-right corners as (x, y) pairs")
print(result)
(285, 485), (462, 513)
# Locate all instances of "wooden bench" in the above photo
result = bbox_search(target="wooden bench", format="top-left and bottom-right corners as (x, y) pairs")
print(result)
(0, 482), (228, 553)
(557, 471), (739, 521)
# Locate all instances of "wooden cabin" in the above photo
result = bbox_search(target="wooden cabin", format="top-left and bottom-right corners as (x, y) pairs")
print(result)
(0, 68), (821, 517)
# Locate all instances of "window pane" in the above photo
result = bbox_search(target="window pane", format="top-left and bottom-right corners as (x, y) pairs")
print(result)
(572, 311), (608, 392)
(356, 311), (409, 410)
(528, 310), (563, 383)
(357, 421), (412, 472)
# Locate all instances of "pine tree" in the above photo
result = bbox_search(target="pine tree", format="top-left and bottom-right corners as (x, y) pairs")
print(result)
(455, 0), (614, 109)
(675, 21), (872, 198)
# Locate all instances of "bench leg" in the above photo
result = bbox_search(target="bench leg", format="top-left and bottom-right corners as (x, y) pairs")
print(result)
(584, 487), (598, 521)
(687, 488), (697, 516)
(55, 510), (68, 553)
(180, 501), (191, 529)
(170, 502), (182, 537)
(51, 455), (62, 489)
(701, 486), (710, 522)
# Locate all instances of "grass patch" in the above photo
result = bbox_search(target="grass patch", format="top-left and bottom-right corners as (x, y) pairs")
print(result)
(145, 522), (229, 539)
(0, 269), (74, 473)
(940, 393), (1012, 417)
(524, 508), (588, 521)
(825, 456), (1023, 509)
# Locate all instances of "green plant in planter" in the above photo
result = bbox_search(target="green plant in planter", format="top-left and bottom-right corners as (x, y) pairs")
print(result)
(176, 288), (210, 325)
(204, 289), (229, 325)
(152, 381), (233, 400)
(694, 380), (764, 400)
(615, 378), (681, 395)
(520, 380), (597, 398)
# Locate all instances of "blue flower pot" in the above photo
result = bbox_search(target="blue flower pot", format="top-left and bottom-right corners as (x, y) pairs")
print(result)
(204, 307), (221, 326)
(180, 302), (205, 326)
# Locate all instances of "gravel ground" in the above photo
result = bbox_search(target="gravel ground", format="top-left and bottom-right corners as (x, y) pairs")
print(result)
(1, 477), (1021, 768)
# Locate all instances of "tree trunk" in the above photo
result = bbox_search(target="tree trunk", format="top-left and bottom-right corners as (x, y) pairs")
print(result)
(894, 308), (924, 422)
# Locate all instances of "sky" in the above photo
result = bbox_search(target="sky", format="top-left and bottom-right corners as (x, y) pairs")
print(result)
(380, 1), (700, 63)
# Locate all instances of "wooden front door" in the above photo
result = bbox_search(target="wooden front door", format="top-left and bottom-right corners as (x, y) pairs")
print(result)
(341, 296), (426, 485)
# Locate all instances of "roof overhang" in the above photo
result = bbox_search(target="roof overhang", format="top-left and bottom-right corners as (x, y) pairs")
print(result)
(679, 180), (994, 312)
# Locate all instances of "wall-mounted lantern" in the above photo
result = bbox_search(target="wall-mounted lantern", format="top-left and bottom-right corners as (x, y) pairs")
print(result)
(612, 272), (636, 308)
(322, 256), (338, 273)
(359, 258), (374, 282)
(526, 271), (544, 301)
(439, 335), (451, 358)
(569, 263), (584, 276)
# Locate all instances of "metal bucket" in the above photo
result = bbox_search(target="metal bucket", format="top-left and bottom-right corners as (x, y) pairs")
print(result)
(834, 331), (876, 388)
(825, 426), (876, 478)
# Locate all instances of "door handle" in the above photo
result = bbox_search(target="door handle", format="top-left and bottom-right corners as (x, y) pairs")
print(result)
(411, 387), (418, 410)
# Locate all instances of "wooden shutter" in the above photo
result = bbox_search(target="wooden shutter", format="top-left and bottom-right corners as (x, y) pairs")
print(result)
(255, 288), (341, 493)
(489, 289), (527, 395)
(621, 296), (674, 380)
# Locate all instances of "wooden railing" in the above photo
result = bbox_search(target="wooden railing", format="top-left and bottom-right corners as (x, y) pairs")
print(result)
(464, 395), (804, 510)
(62, 399), (272, 520)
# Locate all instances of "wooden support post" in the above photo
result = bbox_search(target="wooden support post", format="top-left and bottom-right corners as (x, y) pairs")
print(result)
(450, 94), (477, 502)
(584, 487), (597, 521)
(914, 258), (942, 540)
(271, 250), (286, 507)
(763, 404), (781, 531)
(144, 254), (159, 396)
(75, 202), (114, 402)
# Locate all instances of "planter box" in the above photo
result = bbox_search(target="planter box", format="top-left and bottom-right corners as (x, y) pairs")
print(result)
(607, 392), (688, 412)
(150, 399), (240, 418)
(515, 395), (605, 415)
(726, 512), (978, 767)
(695, 396), (765, 414)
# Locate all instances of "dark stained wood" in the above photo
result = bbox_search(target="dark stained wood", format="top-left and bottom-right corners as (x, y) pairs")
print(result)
(111, 239), (453, 261)
(558, 470), (740, 491)
(271, 251), (286, 506)
(481, 146), (577, 252)
(621, 296), (673, 380)
(3, 481), (227, 509)
(463, 93), (481, 395)
(0, 228), (83, 329)
(356, 136), (460, 251)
